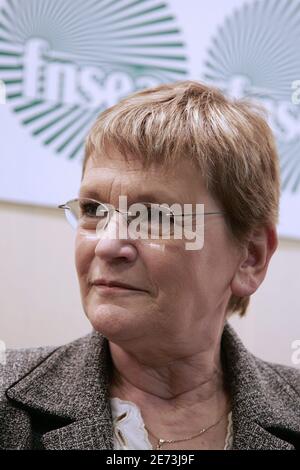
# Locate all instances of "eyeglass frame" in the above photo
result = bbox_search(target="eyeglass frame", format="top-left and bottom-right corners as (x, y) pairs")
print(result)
(58, 197), (225, 233)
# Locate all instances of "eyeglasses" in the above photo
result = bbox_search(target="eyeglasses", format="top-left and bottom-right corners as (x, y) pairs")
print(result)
(58, 197), (225, 240)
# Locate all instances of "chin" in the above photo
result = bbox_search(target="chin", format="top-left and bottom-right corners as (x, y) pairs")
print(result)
(85, 303), (137, 341)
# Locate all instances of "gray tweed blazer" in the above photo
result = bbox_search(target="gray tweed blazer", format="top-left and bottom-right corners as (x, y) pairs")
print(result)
(0, 322), (299, 450)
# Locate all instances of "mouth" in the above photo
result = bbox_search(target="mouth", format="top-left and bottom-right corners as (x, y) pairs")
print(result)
(92, 280), (145, 293)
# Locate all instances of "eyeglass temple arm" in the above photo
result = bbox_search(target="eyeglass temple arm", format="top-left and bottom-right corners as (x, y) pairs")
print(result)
(171, 211), (225, 216)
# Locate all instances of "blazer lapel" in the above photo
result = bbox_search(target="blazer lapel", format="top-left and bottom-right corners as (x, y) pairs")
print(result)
(222, 322), (298, 450)
(6, 330), (115, 450)
(40, 414), (113, 450)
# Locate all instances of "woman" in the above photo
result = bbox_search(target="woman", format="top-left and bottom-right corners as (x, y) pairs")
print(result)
(1, 81), (299, 450)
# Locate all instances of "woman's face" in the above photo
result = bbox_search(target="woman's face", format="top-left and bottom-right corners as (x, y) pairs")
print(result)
(75, 149), (242, 356)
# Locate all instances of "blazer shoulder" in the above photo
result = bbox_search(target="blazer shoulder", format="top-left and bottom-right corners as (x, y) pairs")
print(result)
(262, 360), (300, 395)
(0, 345), (57, 396)
(253, 355), (300, 409)
(0, 331), (95, 397)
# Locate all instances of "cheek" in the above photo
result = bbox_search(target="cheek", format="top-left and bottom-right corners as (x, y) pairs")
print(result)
(197, 226), (239, 297)
(142, 242), (196, 297)
(75, 233), (94, 280)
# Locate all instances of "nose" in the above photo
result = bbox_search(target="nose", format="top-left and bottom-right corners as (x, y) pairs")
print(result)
(94, 210), (138, 263)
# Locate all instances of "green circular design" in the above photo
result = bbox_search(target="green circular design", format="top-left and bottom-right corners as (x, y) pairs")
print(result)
(0, 0), (188, 161)
(203, 0), (300, 193)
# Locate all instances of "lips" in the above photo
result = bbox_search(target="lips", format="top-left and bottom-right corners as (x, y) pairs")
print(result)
(92, 279), (143, 292)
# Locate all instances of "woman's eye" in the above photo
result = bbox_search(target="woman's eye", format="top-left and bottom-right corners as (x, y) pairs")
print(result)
(80, 203), (106, 218)
(80, 203), (96, 216)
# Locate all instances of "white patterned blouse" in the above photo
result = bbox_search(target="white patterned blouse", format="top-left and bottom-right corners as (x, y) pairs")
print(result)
(110, 397), (233, 450)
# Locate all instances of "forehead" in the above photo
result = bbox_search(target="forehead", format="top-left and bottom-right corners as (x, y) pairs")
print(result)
(80, 149), (211, 204)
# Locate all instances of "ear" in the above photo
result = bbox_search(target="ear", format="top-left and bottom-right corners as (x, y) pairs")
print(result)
(231, 225), (278, 298)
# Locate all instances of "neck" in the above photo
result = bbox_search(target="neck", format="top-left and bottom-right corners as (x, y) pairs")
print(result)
(108, 338), (230, 429)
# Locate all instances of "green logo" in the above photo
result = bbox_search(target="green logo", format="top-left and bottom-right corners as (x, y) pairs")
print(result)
(0, 0), (188, 161)
(204, 0), (300, 193)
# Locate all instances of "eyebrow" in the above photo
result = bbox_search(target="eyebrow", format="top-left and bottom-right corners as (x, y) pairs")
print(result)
(78, 186), (179, 204)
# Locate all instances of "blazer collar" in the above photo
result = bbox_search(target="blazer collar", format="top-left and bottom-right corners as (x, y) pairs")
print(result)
(6, 323), (298, 449)
(6, 330), (115, 449)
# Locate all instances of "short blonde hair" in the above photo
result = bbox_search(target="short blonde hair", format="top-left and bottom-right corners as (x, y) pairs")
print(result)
(82, 80), (281, 317)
